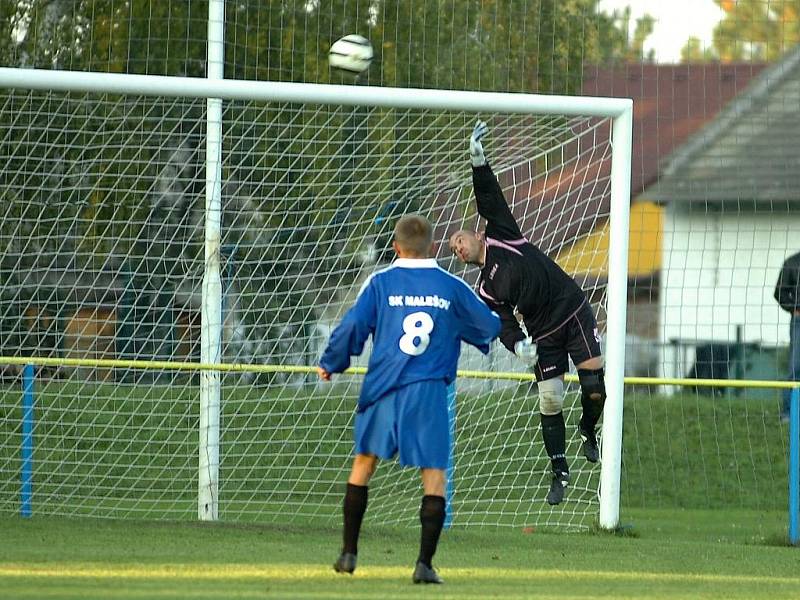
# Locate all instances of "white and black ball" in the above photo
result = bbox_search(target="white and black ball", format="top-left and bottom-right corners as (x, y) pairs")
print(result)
(328, 34), (373, 75)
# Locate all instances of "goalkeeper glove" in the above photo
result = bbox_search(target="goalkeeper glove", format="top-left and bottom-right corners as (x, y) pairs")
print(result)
(514, 337), (538, 368)
(470, 120), (489, 167)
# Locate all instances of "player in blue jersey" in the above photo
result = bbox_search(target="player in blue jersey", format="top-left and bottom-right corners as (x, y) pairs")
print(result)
(448, 121), (607, 506)
(318, 214), (501, 584)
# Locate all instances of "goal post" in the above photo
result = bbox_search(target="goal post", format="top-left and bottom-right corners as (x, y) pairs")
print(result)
(601, 106), (633, 528)
(198, 0), (225, 523)
(0, 66), (632, 530)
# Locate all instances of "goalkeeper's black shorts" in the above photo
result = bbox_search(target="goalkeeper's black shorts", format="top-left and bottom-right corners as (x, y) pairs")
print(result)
(533, 300), (602, 381)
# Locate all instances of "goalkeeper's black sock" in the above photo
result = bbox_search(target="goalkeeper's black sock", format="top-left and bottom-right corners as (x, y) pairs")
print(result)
(418, 495), (446, 568)
(342, 483), (368, 555)
(541, 412), (569, 474)
(580, 399), (603, 434)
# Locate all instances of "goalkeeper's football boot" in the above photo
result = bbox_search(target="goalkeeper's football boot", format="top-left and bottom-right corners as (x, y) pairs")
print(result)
(546, 471), (570, 505)
(333, 552), (357, 574)
(412, 562), (444, 584)
(579, 425), (600, 463)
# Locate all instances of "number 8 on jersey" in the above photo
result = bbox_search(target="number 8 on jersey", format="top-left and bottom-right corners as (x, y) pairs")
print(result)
(399, 311), (434, 356)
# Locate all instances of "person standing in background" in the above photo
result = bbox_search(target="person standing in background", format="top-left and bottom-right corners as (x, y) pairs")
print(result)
(775, 250), (800, 422)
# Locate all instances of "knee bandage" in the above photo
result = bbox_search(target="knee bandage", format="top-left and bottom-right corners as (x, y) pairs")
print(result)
(538, 377), (565, 416)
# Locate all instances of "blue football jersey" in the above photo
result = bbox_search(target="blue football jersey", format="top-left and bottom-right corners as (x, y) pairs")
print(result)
(319, 258), (501, 411)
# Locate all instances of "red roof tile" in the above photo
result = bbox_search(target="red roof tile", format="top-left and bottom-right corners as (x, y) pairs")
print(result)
(582, 63), (766, 196)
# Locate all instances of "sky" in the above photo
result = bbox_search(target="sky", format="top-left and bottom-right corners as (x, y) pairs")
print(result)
(598, 0), (725, 63)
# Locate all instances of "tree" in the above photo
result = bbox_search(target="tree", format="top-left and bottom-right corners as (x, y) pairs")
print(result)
(594, 6), (656, 64)
(0, 0), (653, 366)
(681, 0), (800, 62)
(716, 0), (800, 61)
(681, 36), (718, 63)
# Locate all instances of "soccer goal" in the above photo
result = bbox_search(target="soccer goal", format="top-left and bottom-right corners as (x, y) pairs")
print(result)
(0, 65), (631, 530)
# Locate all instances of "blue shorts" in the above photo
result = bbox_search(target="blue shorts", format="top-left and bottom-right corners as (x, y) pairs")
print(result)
(354, 380), (449, 470)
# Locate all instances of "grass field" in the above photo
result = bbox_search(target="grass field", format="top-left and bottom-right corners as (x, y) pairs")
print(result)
(1, 381), (790, 521)
(1, 380), (798, 598)
(1, 507), (798, 599)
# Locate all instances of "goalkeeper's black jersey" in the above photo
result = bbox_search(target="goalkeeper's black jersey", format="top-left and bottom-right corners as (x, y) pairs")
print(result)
(473, 164), (586, 352)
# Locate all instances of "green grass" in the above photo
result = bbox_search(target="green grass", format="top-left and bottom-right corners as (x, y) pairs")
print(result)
(1, 508), (798, 599)
(0, 380), (792, 528)
(621, 390), (789, 509)
(1, 380), (797, 598)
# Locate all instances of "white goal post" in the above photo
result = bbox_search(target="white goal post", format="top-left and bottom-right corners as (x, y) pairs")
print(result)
(0, 66), (632, 530)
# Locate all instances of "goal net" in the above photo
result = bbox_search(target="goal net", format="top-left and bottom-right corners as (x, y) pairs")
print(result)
(0, 79), (629, 530)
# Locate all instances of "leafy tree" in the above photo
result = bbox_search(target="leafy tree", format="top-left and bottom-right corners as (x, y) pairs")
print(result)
(0, 0), (653, 365)
(681, 0), (800, 62)
(715, 0), (800, 61)
(593, 6), (655, 63)
(681, 36), (718, 63)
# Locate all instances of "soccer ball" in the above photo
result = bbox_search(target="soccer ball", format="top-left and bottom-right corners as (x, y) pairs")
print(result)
(328, 34), (373, 75)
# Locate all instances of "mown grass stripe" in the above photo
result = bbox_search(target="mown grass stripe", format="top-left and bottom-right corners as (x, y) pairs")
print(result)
(1, 564), (798, 585)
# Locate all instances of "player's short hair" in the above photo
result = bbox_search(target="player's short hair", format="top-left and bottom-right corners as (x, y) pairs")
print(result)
(394, 214), (434, 257)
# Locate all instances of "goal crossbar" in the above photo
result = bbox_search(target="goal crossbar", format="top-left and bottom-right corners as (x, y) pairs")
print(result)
(0, 67), (631, 117)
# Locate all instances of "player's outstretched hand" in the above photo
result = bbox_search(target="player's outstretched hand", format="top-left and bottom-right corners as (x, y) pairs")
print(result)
(513, 337), (538, 368)
(317, 366), (332, 381)
(470, 120), (489, 167)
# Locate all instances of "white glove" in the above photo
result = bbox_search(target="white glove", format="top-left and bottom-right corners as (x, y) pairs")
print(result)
(470, 120), (489, 167)
(514, 337), (538, 368)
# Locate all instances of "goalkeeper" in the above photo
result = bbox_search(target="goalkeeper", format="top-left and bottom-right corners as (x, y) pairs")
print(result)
(448, 121), (607, 506)
(318, 214), (500, 584)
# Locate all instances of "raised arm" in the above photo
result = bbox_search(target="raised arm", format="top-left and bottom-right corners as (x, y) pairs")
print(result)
(469, 121), (524, 240)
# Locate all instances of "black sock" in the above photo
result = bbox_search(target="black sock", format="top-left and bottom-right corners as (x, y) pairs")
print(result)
(342, 483), (368, 555)
(580, 397), (603, 433)
(418, 495), (446, 568)
(540, 412), (568, 474)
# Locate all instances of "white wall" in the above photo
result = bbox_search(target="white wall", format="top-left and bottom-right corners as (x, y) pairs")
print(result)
(659, 207), (800, 381)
